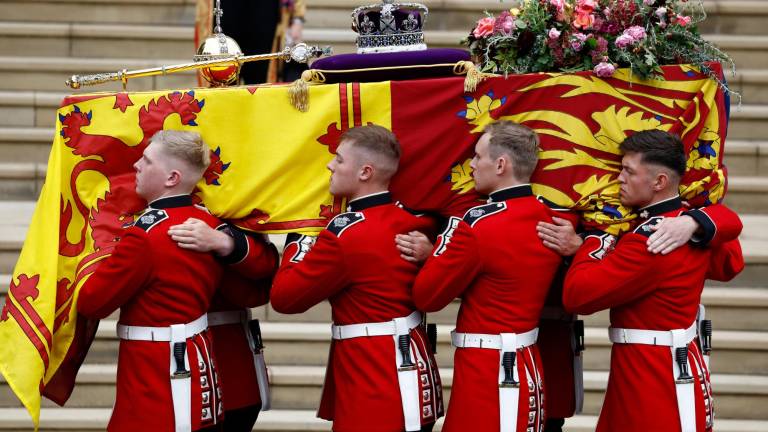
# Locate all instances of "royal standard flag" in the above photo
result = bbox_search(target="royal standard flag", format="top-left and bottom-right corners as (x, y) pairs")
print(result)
(0, 63), (729, 427)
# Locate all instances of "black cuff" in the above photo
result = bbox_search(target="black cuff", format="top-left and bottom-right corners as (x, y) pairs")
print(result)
(285, 232), (304, 245)
(217, 225), (249, 265)
(683, 209), (715, 247)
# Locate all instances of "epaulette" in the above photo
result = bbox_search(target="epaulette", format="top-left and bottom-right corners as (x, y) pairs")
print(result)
(537, 195), (570, 212)
(326, 212), (365, 237)
(633, 216), (665, 238)
(396, 201), (425, 217)
(133, 209), (168, 232)
(463, 202), (506, 227)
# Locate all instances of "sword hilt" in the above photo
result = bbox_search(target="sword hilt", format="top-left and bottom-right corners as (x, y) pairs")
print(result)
(248, 319), (264, 351)
(398, 334), (416, 371)
(427, 323), (437, 354)
(501, 351), (519, 387)
(172, 342), (191, 379)
(701, 320), (712, 355)
(675, 346), (694, 383)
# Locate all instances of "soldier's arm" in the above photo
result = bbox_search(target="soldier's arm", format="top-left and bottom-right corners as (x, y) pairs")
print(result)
(648, 204), (743, 254)
(412, 217), (482, 312)
(271, 231), (350, 314)
(563, 232), (661, 315)
(76, 229), (152, 319)
(706, 238), (745, 282)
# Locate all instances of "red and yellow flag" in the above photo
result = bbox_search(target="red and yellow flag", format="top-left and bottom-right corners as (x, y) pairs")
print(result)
(0, 63), (728, 427)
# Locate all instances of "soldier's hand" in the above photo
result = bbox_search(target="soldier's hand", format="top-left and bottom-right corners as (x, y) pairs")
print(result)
(395, 231), (433, 264)
(647, 215), (698, 255)
(168, 218), (234, 255)
(537, 217), (582, 256)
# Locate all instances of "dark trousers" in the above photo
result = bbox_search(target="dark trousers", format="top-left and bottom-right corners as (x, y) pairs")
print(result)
(222, 404), (261, 432)
(219, 0), (279, 84)
(544, 417), (565, 432)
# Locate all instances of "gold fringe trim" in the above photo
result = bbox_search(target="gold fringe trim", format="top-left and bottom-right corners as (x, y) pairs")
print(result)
(288, 70), (329, 112)
(453, 61), (495, 93)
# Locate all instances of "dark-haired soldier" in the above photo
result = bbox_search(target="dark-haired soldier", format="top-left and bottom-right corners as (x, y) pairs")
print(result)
(562, 130), (743, 432)
(271, 125), (444, 432)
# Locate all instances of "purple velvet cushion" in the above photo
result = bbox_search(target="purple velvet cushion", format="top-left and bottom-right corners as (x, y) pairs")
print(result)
(308, 48), (471, 83)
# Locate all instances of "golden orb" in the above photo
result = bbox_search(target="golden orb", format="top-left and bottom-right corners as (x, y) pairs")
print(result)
(194, 33), (243, 86)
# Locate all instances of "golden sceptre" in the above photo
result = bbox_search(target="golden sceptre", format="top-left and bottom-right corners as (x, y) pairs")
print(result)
(65, 43), (332, 90)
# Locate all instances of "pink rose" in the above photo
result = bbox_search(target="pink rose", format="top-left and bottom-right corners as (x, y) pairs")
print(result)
(570, 33), (588, 51)
(573, 12), (595, 29)
(594, 61), (616, 77)
(655, 7), (667, 18)
(625, 25), (647, 41)
(502, 16), (516, 33)
(577, 0), (597, 13)
(643, 0), (655, 5)
(548, 28), (562, 40)
(615, 34), (634, 49)
(676, 15), (692, 26)
(473, 17), (496, 38)
(550, 0), (566, 19)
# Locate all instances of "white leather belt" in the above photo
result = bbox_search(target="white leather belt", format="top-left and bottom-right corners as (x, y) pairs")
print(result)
(451, 328), (539, 432)
(608, 322), (697, 347)
(117, 314), (208, 341)
(207, 310), (248, 327)
(331, 310), (422, 340)
(609, 321), (699, 432)
(451, 328), (539, 350)
(330, 311), (424, 431)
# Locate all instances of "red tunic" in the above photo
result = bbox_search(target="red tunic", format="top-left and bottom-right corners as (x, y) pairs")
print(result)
(540, 203), (743, 420)
(208, 230), (278, 413)
(271, 192), (444, 432)
(77, 195), (224, 432)
(563, 196), (745, 432)
(412, 185), (565, 432)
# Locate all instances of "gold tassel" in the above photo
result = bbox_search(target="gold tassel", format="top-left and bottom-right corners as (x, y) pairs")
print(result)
(288, 69), (314, 112)
(454, 61), (493, 93)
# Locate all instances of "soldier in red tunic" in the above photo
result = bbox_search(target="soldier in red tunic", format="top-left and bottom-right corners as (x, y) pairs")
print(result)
(271, 125), (444, 432)
(77, 131), (225, 432)
(168, 218), (279, 431)
(401, 121), (576, 432)
(562, 130), (744, 432)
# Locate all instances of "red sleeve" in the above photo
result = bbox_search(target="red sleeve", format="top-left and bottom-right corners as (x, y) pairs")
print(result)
(413, 217), (481, 312)
(219, 228), (279, 280)
(706, 239), (744, 282)
(685, 204), (743, 247)
(76, 229), (153, 319)
(563, 233), (662, 315)
(270, 231), (349, 314)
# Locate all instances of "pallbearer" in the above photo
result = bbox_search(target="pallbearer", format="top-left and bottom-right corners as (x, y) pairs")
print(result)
(271, 125), (444, 432)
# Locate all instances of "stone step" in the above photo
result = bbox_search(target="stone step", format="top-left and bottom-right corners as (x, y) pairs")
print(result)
(0, 163), (45, 201)
(0, 91), (64, 128)
(1, 0), (195, 26)
(0, 408), (765, 432)
(3, 364), (767, 420)
(725, 140), (768, 177)
(0, 56), (197, 93)
(2, 0), (766, 37)
(723, 176), (768, 214)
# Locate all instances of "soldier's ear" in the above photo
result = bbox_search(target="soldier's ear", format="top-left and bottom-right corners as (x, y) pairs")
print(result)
(166, 169), (182, 188)
(496, 155), (509, 176)
(653, 170), (670, 192)
(359, 164), (374, 182)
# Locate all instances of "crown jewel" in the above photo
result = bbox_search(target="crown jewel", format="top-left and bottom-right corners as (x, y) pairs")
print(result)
(351, 0), (429, 53)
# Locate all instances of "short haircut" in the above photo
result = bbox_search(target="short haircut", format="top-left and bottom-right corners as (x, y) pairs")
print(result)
(340, 124), (401, 177)
(150, 130), (210, 172)
(619, 130), (686, 178)
(484, 121), (540, 181)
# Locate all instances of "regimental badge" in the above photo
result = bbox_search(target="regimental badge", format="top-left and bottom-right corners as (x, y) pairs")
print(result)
(289, 235), (317, 263)
(326, 212), (365, 237)
(585, 232), (617, 260)
(463, 202), (506, 227)
(433, 217), (461, 257)
(633, 216), (665, 238)
(133, 209), (168, 232)
(640, 210), (650, 219)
